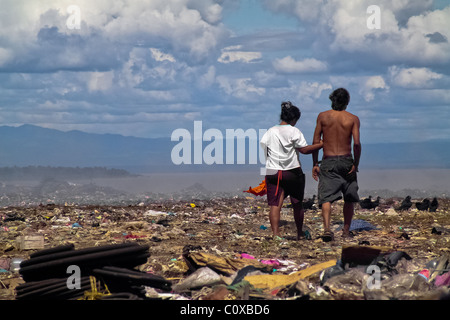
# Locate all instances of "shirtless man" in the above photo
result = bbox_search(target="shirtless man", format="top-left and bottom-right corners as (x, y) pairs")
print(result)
(312, 88), (361, 241)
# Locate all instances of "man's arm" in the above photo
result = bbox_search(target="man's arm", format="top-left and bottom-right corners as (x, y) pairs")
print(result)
(297, 140), (323, 154)
(312, 115), (323, 181)
(350, 116), (361, 173)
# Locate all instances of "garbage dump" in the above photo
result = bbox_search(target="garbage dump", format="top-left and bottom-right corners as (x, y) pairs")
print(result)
(0, 195), (449, 300)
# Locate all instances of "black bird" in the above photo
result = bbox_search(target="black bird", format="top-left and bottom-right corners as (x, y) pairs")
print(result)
(369, 196), (381, 209)
(303, 195), (316, 210)
(360, 196), (381, 210)
(398, 196), (412, 211)
(429, 197), (439, 212)
(416, 198), (430, 211)
(359, 196), (373, 209)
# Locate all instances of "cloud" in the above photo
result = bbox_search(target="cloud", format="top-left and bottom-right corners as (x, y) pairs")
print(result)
(218, 45), (262, 63)
(388, 66), (443, 88)
(264, 0), (450, 65)
(0, 48), (13, 66)
(0, 0), (449, 144)
(216, 76), (265, 101)
(0, 0), (230, 72)
(296, 81), (332, 102)
(150, 48), (176, 63)
(198, 66), (216, 89)
(87, 71), (114, 92)
(359, 76), (390, 102)
(273, 56), (327, 73)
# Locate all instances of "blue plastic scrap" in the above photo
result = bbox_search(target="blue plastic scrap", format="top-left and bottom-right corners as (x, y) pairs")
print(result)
(336, 219), (379, 232)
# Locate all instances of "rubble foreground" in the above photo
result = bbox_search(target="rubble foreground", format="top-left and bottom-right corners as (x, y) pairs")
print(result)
(0, 195), (449, 300)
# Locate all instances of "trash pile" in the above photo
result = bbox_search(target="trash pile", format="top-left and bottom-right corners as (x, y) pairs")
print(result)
(0, 196), (449, 300)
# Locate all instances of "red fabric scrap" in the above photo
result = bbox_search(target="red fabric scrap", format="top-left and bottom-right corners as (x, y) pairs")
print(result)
(243, 180), (267, 196)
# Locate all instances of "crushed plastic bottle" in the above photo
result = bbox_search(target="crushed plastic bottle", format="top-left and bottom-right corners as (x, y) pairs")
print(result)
(10, 258), (24, 273)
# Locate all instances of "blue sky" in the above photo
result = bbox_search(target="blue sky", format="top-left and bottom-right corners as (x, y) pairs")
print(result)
(0, 0), (449, 145)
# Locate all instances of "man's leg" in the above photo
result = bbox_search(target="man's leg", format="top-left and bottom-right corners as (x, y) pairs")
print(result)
(269, 189), (284, 237)
(342, 202), (354, 236)
(321, 201), (332, 233)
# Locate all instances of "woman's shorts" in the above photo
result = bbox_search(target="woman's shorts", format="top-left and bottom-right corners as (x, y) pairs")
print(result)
(265, 167), (305, 206)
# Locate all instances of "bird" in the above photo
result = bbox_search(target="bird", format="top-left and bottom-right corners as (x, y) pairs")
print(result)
(429, 197), (439, 212)
(359, 196), (373, 209)
(398, 196), (412, 211)
(370, 196), (381, 209)
(360, 196), (380, 210)
(303, 195), (316, 210)
(416, 198), (430, 211)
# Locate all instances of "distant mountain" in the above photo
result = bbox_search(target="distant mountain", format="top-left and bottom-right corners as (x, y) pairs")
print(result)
(358, 140), (450, 169)
(0, 124), (448, 172)
(0, 124), (170, 172)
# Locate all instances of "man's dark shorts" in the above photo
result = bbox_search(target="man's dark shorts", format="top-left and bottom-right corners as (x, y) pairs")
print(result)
(318, 156), (359, 205)
(265, 167), (305, 206)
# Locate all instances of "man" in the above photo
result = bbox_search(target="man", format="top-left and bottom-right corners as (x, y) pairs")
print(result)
(312, 88), (361, 241)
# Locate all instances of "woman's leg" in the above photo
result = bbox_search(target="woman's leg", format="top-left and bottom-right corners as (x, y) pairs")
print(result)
(293, 202), (304, 240)
(269, 189), (284, 237)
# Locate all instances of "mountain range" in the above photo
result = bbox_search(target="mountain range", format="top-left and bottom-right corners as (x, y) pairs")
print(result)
(0, 124), (448, 173)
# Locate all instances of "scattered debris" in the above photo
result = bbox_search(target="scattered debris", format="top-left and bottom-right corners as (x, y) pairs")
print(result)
(0, 195), (449, 300)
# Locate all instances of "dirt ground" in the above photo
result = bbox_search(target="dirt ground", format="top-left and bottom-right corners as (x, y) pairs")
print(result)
(1, 195), (449, 300)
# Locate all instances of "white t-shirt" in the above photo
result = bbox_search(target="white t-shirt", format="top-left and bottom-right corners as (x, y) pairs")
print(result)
(260, 124), (308, 173)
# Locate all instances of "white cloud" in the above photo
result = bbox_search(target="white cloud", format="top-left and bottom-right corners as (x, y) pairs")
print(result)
(198, 65), (216, 89)
(0, 48), (13, 66)
(87, 71), (114, 92)
(216, 76), (265, 100)
(0, 0), (449, 143)
(218, 46), (262, 63)
(273, 56), (327, 73)
(360, 76), (389, 102)
(150, 48), (176, 63)
(388, 66), (443, 88)
(0, 0), (229, 69)
(272, 80), (332, 108)
(298, 81), (332, 100)
(264, 0), (450, 64)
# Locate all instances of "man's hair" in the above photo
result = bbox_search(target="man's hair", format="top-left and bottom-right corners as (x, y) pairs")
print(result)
(329, 88), (350, 111)
(280, 101), (301, 123)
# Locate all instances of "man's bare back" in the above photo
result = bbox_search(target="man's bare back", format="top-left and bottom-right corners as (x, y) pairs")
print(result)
(312, 109), (361, 179)
(315, 109), (360, 157)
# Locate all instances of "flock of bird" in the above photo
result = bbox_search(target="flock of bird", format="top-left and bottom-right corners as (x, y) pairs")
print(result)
(359, 195), (439, 212)
(397, 196), (439, 212)
(301, 194), (440, 212)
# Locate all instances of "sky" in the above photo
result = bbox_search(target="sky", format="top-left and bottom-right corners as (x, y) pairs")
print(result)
(0, 0), (449, 146)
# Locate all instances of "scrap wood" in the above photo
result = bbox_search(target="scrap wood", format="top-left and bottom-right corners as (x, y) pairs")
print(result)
(244, 259), (337, 291)
(341, 245), (393, 266)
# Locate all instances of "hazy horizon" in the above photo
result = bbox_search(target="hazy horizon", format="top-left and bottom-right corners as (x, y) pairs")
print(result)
(7, 168), (448, 199)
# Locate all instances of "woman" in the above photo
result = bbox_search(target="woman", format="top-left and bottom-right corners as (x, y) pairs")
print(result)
(260, 101), (323, 240)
